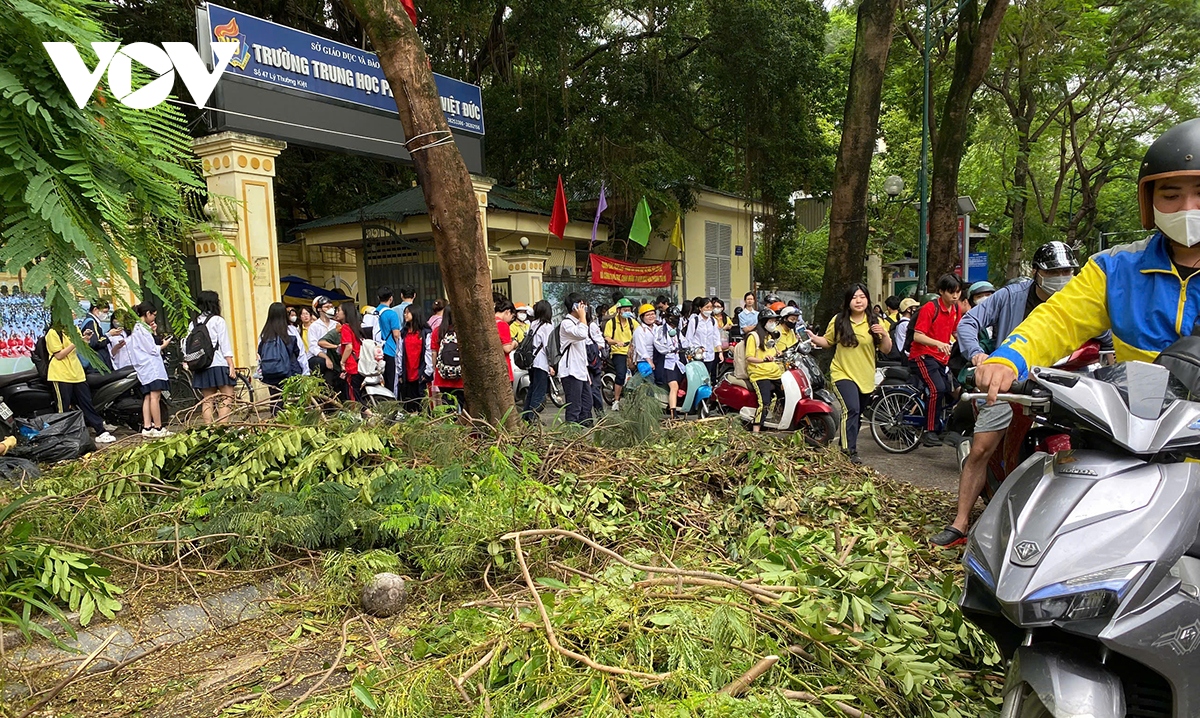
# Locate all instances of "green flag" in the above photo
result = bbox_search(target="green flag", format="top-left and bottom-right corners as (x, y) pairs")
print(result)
(628, 197), (652, 246)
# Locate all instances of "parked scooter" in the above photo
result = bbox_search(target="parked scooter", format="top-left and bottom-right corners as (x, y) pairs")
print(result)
(512, 364), (566, 409)
(960, 337), (1200, 718)
(713, 335), (838, 445)
(627, 346), (714, 417)
(0, 366), (149, 432)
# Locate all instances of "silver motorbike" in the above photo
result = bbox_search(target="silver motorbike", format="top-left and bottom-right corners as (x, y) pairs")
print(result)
(960, 338), (1200, 718)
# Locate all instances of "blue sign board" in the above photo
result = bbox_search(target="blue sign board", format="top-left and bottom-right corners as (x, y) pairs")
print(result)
(735, 245), (744, 256)
(206, 3), (485, 135)
(968, 252), (989, 283)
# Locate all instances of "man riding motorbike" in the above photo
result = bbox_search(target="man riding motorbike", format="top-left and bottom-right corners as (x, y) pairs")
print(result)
(976, 118), (1200, 412)
(932, 242), (1091, 547)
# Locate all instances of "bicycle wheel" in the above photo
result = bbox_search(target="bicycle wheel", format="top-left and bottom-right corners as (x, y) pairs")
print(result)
(870, 387), (924, 454)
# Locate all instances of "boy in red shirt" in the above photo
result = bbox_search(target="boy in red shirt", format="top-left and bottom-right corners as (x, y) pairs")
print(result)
(908, 274), (963, 447)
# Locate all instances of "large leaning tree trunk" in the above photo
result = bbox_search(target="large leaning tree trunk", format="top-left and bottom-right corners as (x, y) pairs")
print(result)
(341, 0), (517, 429)
(926, 0), (1010, 282)
(815, 0), (902, 328)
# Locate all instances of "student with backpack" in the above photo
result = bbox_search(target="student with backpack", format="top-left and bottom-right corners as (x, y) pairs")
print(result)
(42, 322), (116, 444)
(429, 306), (465, 408)
(127, 302), (173, 437)
(558, 293), (593, 425)
(587, 306), (607, 418)
(257, 302), (302, 414)
(185, 290), (236, 423)
(375, 288), (402, 394)
(908, 274), (963, 448)
(495, 297), (517, 383)
(603, 298), (635, 411)
(519, 300), (555, 422)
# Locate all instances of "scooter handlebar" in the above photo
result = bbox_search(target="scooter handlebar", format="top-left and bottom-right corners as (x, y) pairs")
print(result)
(960, 391), (1049, 409)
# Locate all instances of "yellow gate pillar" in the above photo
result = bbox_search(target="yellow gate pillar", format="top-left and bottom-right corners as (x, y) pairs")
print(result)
(502, 247), (549, 306)
(192, 132), (286, 369)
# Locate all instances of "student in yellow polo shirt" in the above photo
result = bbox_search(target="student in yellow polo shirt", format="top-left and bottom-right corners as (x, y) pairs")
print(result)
(808, 283), (891, 463)
(604, 298), (636, 410)
(44, 324), (116, 444)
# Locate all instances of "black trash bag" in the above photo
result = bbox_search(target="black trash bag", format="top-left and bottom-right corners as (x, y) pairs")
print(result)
(0, 456), (40, 484)
(10, 411), (95, 463)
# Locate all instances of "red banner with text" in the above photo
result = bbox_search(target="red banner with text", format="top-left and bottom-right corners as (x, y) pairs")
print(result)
(589, 255), (672, 288)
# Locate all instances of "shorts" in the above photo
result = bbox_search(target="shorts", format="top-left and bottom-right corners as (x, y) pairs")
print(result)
(973, 400), (1014, 434)
(659, 366), (683, 386)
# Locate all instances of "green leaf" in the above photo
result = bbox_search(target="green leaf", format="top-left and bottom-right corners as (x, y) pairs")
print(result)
(352, 683), (378, 710)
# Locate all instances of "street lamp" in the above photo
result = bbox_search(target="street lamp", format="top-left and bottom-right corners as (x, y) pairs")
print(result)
(884, 175), (905, 199)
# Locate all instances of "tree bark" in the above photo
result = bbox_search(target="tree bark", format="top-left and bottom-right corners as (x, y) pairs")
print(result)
(341, 0), (517, 428)
(815, 0), (902, 328)
(927, 0), (1011, 283)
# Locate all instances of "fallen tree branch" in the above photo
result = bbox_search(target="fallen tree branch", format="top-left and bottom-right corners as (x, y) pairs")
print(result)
(781, 689), (867, 718)
(719, 655), (778, 696)
(16, 629), (118, 718)
(502, 529), (780, 602)
(511, 535), (669, 682)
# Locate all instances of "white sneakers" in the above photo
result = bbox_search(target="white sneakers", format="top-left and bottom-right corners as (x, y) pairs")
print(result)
(611, 400), (621, 412)
(139, 427), (173, 439)
(102, 422), (118, 433)
(95, 432), (117, 444)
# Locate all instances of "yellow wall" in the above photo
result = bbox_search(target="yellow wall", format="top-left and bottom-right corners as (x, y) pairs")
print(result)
(0, 271), (23, 293)
(641, 189), (761, 302)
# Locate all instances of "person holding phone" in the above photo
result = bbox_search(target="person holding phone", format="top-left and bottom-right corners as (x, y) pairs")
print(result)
(44, 322), (116, 444)
(558, 293), (593, 425)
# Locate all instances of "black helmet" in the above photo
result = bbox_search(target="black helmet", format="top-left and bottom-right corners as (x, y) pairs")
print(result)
(758, 307), (779, 323)
(1138, 119), (1200, 230)
(1032, 241), (1079, 272)
(663, 306), (681, 325)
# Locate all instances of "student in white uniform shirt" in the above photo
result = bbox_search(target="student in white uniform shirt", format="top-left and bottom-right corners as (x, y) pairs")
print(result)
(557, 292), (592, 425)
(631, 304), (658, 377)
(186, 291), (236, 424)
(683, 296), (722, 382)
(654, 306), (685, 418)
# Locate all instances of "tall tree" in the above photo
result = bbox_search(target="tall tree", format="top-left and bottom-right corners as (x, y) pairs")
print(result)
(0, 0), (204, 329)
(926, 0), (1010, 283)
(815, 0), (902, 326)
(341, 0), (517, 428)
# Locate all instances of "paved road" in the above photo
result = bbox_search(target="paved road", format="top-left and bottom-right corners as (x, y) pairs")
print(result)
(854, 429), (961, 493)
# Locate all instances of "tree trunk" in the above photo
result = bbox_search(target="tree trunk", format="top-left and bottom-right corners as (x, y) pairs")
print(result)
(927, 0), (1011, 283)
(1007, 86), (1034, 279)
(341, 0), (517, 428)
(815, 0), (902, 328)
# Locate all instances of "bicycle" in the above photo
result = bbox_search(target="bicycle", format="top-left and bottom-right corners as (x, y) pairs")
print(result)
(172, 363), (260, 422)
(868, 372), (961, 454)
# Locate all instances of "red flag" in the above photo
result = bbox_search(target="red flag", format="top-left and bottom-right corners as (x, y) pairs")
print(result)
(400, 0), (417, 26)
(548, 175), (569, 239)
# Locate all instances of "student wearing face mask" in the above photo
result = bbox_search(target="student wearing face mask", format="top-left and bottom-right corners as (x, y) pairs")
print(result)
(743, 308), (783, 432)
(683, 296), (722, 381)
(80, 299), (123, 371)
(631, 304), (658, 381)
(975, 122), (1200, 403)
(933, 244), (1113, 547)
(654, 306), (685, 418)
(604, 298), (636, 410)
(775, 306), (802, 352)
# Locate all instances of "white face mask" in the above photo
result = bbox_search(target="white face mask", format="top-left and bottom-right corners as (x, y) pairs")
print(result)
(1037, 274), (1072, 295)
(702, 310), (712, 318)
(1155, 207), (1200, 247)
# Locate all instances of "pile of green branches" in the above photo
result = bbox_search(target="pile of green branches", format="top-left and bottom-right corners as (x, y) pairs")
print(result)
(1, 395), (1002, 716)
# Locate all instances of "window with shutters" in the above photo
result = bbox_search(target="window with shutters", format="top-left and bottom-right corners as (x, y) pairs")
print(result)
(704, 221), (732, 300)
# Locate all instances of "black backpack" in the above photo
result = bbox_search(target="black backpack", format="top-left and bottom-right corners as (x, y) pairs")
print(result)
(904, 302), (941, 359)
(31, 332), (51, 380)
(513, 321), (542, 370)
(436, 331), (462, 380)
(184, 315), (217, 372)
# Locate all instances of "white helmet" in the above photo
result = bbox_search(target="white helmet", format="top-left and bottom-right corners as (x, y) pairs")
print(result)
(780, 306), (800, 319)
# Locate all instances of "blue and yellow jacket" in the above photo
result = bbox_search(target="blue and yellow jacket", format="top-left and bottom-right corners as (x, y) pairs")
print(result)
(988, 232), (1200, 379)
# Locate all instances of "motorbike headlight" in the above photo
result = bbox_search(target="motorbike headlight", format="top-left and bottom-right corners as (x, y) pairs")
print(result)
(1021, 563), (1146, 624)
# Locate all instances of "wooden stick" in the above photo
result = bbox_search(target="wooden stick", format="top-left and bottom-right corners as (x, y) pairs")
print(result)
(16, 630), (118, 718)
(512, 535), (668, 682)
(718, 655), (778, 696)
(781, 689), (867, 718)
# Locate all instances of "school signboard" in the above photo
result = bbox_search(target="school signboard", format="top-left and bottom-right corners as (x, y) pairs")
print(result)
(196, 4), (485, 170)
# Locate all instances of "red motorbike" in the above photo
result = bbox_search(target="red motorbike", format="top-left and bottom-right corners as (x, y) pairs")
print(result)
(714, 339), (839, 446)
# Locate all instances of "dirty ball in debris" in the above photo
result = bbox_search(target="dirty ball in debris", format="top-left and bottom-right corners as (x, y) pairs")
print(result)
(361, 573), (407, 617)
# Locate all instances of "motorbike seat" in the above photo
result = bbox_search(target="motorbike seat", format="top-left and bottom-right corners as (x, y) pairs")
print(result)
(883, 366), (910, 382)
(725, 374), (750, 390)
(85, 367), (137, 389)
(0, 370), (38, 391)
